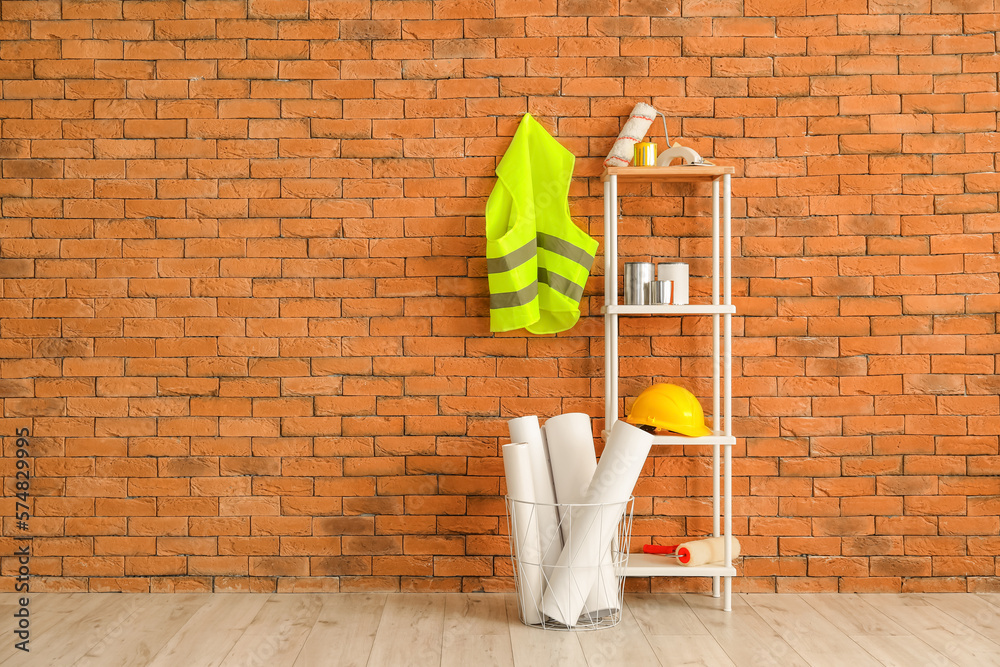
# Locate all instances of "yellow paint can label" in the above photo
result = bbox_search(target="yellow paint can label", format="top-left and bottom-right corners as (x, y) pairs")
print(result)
(633, 142), (657, 166)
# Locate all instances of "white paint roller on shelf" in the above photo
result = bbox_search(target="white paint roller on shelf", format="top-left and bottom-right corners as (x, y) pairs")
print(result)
(678, 536), (740, 565)
(642, 536), (741, 566)
(603, 102), (658, 167)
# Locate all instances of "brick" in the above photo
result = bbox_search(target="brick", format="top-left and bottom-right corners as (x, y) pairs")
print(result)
(870, 556), (932, 577)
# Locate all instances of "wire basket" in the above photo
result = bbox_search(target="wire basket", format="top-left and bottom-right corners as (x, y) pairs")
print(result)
(505, 496), (634, 631)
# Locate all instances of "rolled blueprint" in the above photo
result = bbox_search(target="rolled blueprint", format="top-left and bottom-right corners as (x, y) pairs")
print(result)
(502, 443), (544, 625)
(544, 413), (598, 527)
(541, 420), (654, 626)
(543, 412), (615, 616)
(508, 416), (562, 578)
(603, 102), (658, 168)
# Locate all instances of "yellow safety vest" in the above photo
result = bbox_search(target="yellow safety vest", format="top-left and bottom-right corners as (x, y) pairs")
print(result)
(486, 114), (598, 334)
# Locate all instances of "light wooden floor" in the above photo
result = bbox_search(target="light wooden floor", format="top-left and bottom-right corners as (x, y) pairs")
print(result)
(3, 592), (999, 666)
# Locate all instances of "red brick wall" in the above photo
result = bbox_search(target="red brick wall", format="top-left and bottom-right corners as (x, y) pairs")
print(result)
(1, 0), (998, 593)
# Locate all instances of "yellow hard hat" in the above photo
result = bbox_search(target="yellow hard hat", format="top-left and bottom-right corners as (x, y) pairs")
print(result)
(626, 383), (712, 437)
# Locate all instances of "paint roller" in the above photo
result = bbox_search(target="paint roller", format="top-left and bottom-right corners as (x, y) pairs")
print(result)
(603, 102), (660, 167)
(642, 537), (740, 566)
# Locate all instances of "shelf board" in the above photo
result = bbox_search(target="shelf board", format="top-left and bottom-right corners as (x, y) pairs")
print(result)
(601, 429), (735, 447)
(605, 304), (736, 316)
(601, 165), (735, 182)
(652, 434), (736, 446)
(624, 553), (737, 578)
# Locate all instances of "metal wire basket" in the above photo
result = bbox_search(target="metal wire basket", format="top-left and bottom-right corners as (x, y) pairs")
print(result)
(505, 496), (634, 631)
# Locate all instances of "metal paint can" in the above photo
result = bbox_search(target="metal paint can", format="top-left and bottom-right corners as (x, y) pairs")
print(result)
(647, 280), (672, 305)
(633, 142), (657, 167)
(624, 262), (655, 305)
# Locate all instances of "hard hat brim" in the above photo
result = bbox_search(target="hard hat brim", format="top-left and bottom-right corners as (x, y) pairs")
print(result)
(625, 416), (713, 438)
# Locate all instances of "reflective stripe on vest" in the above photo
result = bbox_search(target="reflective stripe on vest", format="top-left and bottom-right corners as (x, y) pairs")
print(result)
(485, 113), (598, 335)
(488, 237), (591, 309)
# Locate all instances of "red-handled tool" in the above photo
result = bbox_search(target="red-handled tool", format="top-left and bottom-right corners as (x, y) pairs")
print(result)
(642, 544), (678, 556)
(643, 537), (741, 566)
(642, 543), (695, 563)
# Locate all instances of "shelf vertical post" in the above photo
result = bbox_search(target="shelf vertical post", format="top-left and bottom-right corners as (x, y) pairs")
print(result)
(711, 178), (721, 598)
(604, 179), (612, 307)
(604, 178), (613, 433)
(607, 175), (619, 434)
(723, 173), (732, 612)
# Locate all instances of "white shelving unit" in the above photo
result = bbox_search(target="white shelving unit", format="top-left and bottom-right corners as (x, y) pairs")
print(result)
(601, 164), (737, 611)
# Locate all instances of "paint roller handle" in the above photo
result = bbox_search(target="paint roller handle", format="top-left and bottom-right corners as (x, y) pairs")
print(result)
(641, 544), (678, 555)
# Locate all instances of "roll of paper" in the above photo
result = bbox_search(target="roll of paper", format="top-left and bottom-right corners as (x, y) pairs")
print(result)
(502, 443), (544, 625)
(544, 413), (598, 518)
(508, 416), (563, 577)
(678, 536), (741, 566)
(543, 412), (614, 617)
(603, 102), (658, 168)
(584, 417), (651, 618)
(541, 420), (653, 626)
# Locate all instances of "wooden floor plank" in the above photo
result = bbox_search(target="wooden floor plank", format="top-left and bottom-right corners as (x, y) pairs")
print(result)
(442, 636), (515, 667)
(441, 593), (514, 667)
(1, 594), (152, 667)
(0, 592), (85, 619)
(576, 600), (661, 666)
(73, 594), (210, 667)
(743, 594), (882, 667)
(859, 594), (1000, 667)
(443, 593), (509, 636)
(628, 593), (710, 637)
(218, 594), (323, 667)
(850, 634), (959, 667)
(920, 593), (1000, 645)
(977, 593), (1000, 610)
(800, 593), (909, 636)
(505, 594), (588, 667)
(146, 594), (269, 667)
(682, 594), (810, 667)
(0, 593), (104, 665)
(4, 592), (100, 638)
(646, 634), (737, 667)
(366, 594), (445, 667)
(293, 594), (385, 667)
